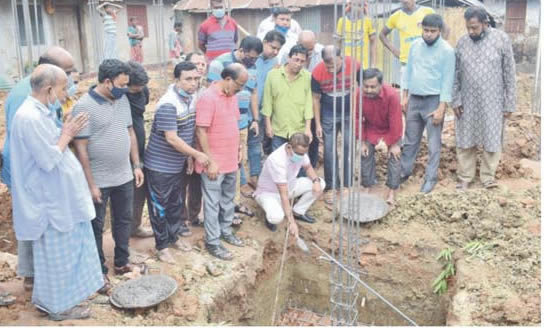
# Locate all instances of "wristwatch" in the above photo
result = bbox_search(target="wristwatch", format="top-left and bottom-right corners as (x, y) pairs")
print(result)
(133, 162), (144, 169)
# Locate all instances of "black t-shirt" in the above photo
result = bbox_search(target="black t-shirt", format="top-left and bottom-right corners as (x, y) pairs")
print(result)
(126, 86), (149, 157)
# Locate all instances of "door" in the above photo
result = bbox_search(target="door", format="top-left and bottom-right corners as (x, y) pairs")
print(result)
(505, 0), (527, 34)
(54, 5), (83, 71)
(126, 5), (149, 37)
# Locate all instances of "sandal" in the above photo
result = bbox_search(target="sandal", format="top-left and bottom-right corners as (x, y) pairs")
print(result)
(235, 204), (254, 217)
(324, 191), (334, 205)
(483, 180), (498, 189)
(240, 184), (254, 198)
(0, 292), (16, 306)
(49, 304), (91, 321)
(232, 215), (243, 226)
(97, 275), (112, 295)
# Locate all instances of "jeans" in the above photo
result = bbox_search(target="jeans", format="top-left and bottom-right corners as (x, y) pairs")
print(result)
(271, 135), (289, 152)
(400, 95), (443, 184)
(361, 142), (401, 190)
(247, 118), (266, 178)
(145, 169), (183, 251)
(201, 172), (237, 246)
(92, 180), (134, 274)
(322, 113), (352, 190)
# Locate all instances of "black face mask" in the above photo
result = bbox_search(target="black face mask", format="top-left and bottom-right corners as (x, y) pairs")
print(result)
(424, 36), (439, 46)
(469, 31), (485, 42)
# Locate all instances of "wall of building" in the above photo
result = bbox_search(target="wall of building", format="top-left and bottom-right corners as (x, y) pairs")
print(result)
(484, 0), (540, 30)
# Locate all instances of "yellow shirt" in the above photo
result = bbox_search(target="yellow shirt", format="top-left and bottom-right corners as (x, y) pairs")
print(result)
(386, 6), (435, 63)
(337, 16), (375, 69)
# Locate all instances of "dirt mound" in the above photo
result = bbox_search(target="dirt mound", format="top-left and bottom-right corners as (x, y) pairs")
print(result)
(381, 187), (541, 325)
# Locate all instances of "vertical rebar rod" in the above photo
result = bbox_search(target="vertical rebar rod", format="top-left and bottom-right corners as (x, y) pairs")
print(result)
(533, 9), (542, 114)
(11, 0), (24, 79)
(33, 0), (41, 55)
(21, 0), (34, 70)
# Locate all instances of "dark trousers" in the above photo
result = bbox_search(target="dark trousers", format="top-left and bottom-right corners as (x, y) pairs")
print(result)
(92, 180), (134, 274)
(131, 180), (147, 235)
(180, 162), (202, 224)
(361, 143), (401, 190)
(308, 119), (319, 168)
(145, 168), (184, 251)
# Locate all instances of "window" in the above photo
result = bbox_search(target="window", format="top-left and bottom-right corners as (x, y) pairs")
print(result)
(17, 4), (46, 46)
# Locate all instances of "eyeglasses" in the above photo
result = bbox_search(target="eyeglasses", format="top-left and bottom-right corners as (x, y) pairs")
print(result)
(233, 80), (245, 88)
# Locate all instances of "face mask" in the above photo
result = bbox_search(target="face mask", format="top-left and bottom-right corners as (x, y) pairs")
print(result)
(110, 84), (128, 100)
(275, 25), (289, 35)
(290, 152), (304, 163)
(67, 76), (77, 97)
(242, 57), (256, 68)
(469, 31), (485, 41)
(212, 9), (225, 19)
(178, 87), (191, 98)
(424, 36), (439, 46)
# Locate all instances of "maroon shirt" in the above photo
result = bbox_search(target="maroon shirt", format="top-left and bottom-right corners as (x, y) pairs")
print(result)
(356, 83), (402, 146)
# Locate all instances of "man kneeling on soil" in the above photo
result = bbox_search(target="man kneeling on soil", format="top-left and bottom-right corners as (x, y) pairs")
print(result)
(254, 133), (325, 234)
(144, 62), (210, 264)
(356, 68), (403, 204)
(10, 64), (103, 320)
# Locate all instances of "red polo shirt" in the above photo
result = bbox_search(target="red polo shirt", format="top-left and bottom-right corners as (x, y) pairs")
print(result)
(356, 83), (402, 146)
(198, 16), (239, 62)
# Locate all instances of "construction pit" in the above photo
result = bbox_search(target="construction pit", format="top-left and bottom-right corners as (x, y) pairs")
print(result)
(0, 70), (541, 326)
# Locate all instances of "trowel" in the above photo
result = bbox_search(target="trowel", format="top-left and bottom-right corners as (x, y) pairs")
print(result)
(296, 235), (310, 253)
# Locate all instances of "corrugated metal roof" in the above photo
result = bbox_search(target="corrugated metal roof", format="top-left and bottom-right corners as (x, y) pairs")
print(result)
(173, 0), (337, 12)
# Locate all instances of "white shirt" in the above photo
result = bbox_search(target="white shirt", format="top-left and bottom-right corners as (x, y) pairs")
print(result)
(257, 15), (302, 40)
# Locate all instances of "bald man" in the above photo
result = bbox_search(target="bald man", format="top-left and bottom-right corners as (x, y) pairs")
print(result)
(0, 46), (75, 293)
(10, 64), (103, 320)
(281, 31), (323, 73)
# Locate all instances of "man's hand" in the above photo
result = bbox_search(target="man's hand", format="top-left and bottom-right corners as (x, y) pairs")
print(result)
(429, 108), (445, 125)
(288, 217), (299, 238)
(90, 185), (102, 204)
(503, 112), (512, 119)
(194, 152), (209, 167)
(250, 120), (259, 137)
(392, 48), (400, 59)
(361, 141), (369, 157)
(62, 113), (89, 138)
(207, 160), (219, 180)
(186, 157), (194, 175)
(133, 168), (144, 187)
(305, 127), (313, 143)
(312, 179), (323, 196)
(389, 144), (401, 161)
(401, 96), (409, 113)
(453, 106), (463, 119)
(315, 123), (323, 142)
(266, 125), (274, 138)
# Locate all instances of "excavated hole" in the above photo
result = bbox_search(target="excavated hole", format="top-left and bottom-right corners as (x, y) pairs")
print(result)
(243, 241), (450, 326)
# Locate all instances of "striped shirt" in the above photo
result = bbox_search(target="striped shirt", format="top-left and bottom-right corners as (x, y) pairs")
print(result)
(72, 87), (133, 188)
(144, 85), (196, 174)
(208, 50), (257, 129)
(103, 14), (117, 35)
(198, 16), (238, 61)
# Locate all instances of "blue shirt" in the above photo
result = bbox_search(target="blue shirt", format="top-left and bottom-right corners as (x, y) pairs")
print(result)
(10, 97), (95, 240)
(1, 76), (32, 189)
(207, 50), (257, 129)
(402, 37), (455, 102)
(256, 54), (278, 110)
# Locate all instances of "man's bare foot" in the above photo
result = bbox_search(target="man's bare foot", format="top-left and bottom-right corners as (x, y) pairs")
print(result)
(248, 176), (258, 189)
(386, 189), (396, 206)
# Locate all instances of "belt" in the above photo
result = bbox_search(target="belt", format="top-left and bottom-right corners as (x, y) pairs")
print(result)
(411, 94), (439, 99)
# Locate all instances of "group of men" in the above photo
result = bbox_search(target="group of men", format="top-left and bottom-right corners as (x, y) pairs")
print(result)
(0, 0), (516, 321)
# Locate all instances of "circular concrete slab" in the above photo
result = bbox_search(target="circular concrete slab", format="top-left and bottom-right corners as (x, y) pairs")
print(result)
(110, 274), (178, 309)
(339, 192), (390, 222)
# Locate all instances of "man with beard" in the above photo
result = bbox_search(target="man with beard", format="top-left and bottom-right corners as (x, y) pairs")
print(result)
(399, 14), (455, 193)
(452, 7), (516, 190)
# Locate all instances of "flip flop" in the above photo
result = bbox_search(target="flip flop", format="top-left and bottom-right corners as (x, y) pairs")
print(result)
(0, 292), (15, 306)
(235, 205), (254, 217)
(240, 185), (254, 198)
(232, 215), (243, 226)
(49, 304), (91, 321)
(483, 181), (498, 189)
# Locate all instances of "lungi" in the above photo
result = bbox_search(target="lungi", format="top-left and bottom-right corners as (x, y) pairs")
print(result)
(32, 221), (103, 314)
